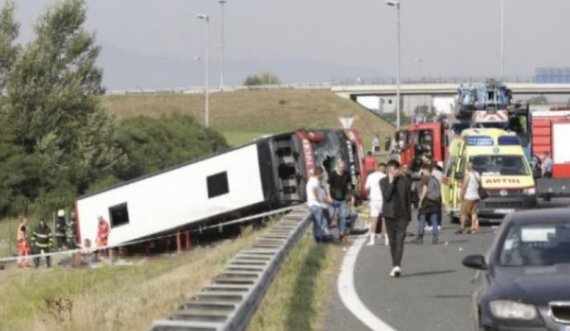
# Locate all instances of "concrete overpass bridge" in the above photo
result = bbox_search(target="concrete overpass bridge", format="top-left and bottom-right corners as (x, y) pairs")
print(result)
(332, 82), (570, 99)
(331, 82), (570, 115)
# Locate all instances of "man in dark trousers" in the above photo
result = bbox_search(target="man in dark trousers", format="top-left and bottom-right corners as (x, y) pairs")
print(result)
(32, 218), (54, 268)
(380, 159), (412, 277)
(327, 160), (352, 240)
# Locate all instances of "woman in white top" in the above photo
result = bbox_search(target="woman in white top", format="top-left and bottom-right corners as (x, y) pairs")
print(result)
(459, 162), (480, 234)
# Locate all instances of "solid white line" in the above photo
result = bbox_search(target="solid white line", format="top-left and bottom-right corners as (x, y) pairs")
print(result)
(337, 235), (396, 331)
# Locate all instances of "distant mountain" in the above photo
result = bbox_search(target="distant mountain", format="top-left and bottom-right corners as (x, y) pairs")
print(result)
(98, 44), (383, 90)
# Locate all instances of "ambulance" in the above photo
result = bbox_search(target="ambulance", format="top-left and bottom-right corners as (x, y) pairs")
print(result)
(442, 128), (537, 221)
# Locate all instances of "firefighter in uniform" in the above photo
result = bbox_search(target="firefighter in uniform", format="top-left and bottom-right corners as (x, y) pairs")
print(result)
(54, 209), (67, 250)
(32, 219), (54, 268)
(16, 217), (31, 268)
(65, 212), (77, 249)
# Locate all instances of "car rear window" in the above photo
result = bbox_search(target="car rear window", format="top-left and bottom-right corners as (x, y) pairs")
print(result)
(500, 223), (570, 266)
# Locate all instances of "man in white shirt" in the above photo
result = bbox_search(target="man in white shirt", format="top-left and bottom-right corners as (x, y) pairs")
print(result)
(306, 167), (328, 243)
(542, 152), (553, 178)
(365, 163), (387, 246)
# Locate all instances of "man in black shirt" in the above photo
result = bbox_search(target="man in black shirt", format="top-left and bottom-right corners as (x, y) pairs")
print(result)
(380, 159), (412, 277)
(327, 160), (352, 239)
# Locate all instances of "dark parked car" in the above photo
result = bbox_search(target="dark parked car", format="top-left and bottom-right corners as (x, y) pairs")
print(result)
(463, 208), (570, 331)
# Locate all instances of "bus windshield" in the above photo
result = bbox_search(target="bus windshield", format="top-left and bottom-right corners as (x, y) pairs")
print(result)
(470, 155), (529, 176)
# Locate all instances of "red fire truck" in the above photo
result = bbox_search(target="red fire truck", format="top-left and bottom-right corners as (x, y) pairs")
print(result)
(531, 110), (570, 199)
(395, 121), (447, 172)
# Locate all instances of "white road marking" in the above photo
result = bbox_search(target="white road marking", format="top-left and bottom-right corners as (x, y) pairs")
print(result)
(337, 235), (396, 331)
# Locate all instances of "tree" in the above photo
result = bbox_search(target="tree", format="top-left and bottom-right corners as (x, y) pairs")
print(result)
(4, 0), (123, 212)
(112, 114), (228, 181)
(243, 72), (281, 86)
(0, 1), (19, 92)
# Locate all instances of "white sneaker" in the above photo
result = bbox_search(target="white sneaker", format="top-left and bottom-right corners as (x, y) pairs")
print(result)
(426, 226), (433, 232)
(367, 240), (375, 246)
(384, 236), (390, 246)
(390, 266), (401, 278)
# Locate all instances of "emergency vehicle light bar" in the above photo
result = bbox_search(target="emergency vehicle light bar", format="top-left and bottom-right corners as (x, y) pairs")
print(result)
(498, 136), (521, 146)
(465, 136), (494, 146)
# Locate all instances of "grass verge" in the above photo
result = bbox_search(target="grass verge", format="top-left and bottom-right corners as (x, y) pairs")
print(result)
(0, 217), (19, 259)
(247, 232), (344, 331)
(102, 89), (395, 148)
(0, 226), (263, 331)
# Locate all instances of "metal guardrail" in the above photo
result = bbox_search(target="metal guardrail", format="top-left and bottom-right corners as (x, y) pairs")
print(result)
(149, 206), (311, 331)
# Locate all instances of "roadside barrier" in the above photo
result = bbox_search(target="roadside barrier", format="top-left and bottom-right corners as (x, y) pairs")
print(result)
(149, 206), (311, 331)
(0, 206), (296, 265)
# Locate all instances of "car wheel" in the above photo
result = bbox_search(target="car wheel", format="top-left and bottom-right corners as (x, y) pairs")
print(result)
(543, 194), (551, 202)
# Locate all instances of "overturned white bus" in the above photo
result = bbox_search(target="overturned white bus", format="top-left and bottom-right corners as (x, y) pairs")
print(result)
(74, 129), (369, 248)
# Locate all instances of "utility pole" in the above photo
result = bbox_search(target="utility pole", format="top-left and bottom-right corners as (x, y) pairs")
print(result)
(500, 0), (505, 78)
(196, 13), (210, 128)
(219, 0), (227, 90)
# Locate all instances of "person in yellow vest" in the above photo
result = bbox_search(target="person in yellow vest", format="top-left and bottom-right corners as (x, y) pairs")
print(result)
(16, 217), (31, 268)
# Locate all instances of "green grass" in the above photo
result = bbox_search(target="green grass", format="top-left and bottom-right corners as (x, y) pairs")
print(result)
(102, 89), (395, 148)
(0, 217), (19, 259)
(247, 233), (344, 331)
(0, 226), (263, 331)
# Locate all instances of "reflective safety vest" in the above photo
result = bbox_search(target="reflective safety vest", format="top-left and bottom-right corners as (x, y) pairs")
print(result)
(98, 221), (110, 239)
(32, 224), (53, 249)
(17, 224), (27, 243)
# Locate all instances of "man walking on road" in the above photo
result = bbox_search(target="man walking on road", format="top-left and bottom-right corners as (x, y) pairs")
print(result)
(412, 163), (441, 245)
(380, 160), (412, 277)
(327, 160), (352, 240)
(365, 162), (387, 246)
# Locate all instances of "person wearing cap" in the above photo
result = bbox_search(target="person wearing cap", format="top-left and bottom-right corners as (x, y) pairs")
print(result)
(54, 209), (67, 250)
(32, 218), (54, 268)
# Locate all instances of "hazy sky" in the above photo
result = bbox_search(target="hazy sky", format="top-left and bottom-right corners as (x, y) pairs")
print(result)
(5, 0), (570, 89)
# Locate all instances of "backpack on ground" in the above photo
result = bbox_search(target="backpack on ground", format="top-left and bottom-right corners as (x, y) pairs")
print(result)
(426, 176), (441, 202)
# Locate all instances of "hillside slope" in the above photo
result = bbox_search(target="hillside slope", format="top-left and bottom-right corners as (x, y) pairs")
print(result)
(102, 89), (395, 147)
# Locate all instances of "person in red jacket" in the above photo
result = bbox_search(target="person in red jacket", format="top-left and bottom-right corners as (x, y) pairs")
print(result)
(96, 216), (110, 256)
(16, 217), (31, 268)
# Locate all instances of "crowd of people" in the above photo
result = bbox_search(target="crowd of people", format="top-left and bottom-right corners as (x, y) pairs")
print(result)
(306, 160), (359, 243)
(14, 210), (111, 269)
(307, 152), (487, 278)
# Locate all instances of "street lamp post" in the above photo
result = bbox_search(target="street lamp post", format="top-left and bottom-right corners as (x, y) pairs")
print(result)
(500, 0), (505, 79)
(219, 0), (227, 90)
(196, 13), (210, 128)
(386, 1), (401, 130)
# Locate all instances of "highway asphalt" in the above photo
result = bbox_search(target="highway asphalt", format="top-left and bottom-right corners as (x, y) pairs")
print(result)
(323, 198), (570, 331)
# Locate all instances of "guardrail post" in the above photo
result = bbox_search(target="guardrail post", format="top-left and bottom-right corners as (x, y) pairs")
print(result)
(176, 231), (182, 254)
(185, 231), (191, 251)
